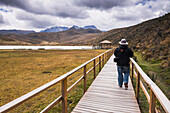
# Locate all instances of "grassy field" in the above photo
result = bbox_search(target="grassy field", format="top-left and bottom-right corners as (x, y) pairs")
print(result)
(0, 49), (106, 112)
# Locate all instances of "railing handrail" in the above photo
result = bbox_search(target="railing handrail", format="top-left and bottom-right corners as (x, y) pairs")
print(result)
(0, 48), (113, 113)
(130, 58), (170, 113)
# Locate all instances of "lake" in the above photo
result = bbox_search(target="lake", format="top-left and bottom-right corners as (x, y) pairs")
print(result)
(0, 45), (93, 50)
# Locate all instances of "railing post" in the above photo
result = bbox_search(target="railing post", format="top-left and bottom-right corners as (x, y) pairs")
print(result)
(149, 90), (156, 113)
(131, 63), (134, 85)
(136, 71), (140, 103)
(102, 54), (104, 67)
(62, 78), (67, 113)
(104, 53), (105, 64)
(106, 53), (107, 61)
(93, 59), (96, 79)
(84, 65), (87, 93)
(99, 56), (101, 71)
(107, 52), (109, 60)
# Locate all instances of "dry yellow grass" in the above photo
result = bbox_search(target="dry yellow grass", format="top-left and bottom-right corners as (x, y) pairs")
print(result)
(0, 49), (106, 112)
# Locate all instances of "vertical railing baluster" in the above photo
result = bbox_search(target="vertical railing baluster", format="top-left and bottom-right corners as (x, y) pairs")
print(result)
(93, 59), (96, 79)
(131, 63), (134, 85)
(136, 71), (140, 103)
(149, 90), (156, 113)
(84, 65), (87, 93)
(62, 78), (67, 113)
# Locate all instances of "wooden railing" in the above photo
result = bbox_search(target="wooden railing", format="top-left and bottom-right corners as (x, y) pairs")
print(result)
(0, 48), (114, 113)
(130, 58), (170, 113)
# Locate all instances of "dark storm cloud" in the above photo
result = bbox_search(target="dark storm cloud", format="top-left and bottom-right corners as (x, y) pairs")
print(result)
(0, 0), (28, 10)
(0, 0), (88, 19)
(74, 0), (131, 10)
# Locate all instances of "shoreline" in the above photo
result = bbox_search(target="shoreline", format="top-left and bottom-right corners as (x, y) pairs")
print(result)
(0, 45), (94, 50)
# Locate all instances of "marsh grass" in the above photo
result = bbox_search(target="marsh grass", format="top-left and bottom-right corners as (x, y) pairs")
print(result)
(0, 49), (106, 112)
(48, 62), (102, 113)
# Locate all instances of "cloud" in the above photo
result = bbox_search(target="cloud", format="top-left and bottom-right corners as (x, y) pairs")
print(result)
(0, 14), (5, 23)
(0, 0), (27, 9)
(0, 0), (89, 19)
(15, 10), (54, 28)
(113, 4), (155, 22)
(74, 0), (138, 10)
(0, 0), (169, 31)
(147, 0), (170, 16)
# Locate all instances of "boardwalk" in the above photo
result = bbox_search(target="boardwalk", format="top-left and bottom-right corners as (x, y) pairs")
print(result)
(72, 55), (141, 113)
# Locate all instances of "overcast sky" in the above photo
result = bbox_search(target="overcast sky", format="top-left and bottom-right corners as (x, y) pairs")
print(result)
(0, 0), (169, 32)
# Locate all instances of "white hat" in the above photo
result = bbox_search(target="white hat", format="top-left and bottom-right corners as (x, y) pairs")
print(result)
(119, 39), (128, 45)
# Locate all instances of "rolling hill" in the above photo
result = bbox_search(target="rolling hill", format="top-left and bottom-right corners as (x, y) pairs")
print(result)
(0, 27), (102, 45)
(87, 13), (170, 62)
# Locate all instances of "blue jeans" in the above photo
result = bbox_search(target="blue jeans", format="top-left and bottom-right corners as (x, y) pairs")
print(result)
(117, 66), (130, 86)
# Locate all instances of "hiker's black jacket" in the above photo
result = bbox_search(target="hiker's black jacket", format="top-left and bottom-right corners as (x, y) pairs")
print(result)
(114, 45), (133, 66)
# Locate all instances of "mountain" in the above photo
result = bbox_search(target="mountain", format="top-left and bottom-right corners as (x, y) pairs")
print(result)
(40, 26), (69, 33)
(83, 25), (97, 29)
(0, 26), (102, 45)
(40, 25), (98, 33)
(0, 30), (35, 34)
(71, 25), (80, 29)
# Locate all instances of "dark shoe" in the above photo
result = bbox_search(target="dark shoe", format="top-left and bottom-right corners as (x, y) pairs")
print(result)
(124, 83), (128, 90)
(119, 85), (122, 88)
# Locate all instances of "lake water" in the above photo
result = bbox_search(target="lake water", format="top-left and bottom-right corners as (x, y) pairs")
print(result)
(0, 45), (93, 50)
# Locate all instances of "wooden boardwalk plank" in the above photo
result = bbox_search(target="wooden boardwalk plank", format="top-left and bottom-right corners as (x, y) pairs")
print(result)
(72, 55), (140, 113)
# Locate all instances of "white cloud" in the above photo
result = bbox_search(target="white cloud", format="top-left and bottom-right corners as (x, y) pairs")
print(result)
(148, 0), (170, 16)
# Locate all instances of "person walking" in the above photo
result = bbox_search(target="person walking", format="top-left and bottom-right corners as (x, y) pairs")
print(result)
(114, 39), (133, 90)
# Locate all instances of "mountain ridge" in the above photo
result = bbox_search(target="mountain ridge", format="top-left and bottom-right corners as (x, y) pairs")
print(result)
(0, 30), (35, 34)
(0, 26), (102, 45)
(40, 25), (97, 33)
(0, 25), (99, 34)
(40, 25), (98, 33)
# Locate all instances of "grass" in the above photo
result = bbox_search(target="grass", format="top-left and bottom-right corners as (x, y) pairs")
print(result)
(134, 52), (170, 99)
(132, 52), (170, 113)
(0, 49), (106, 112)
